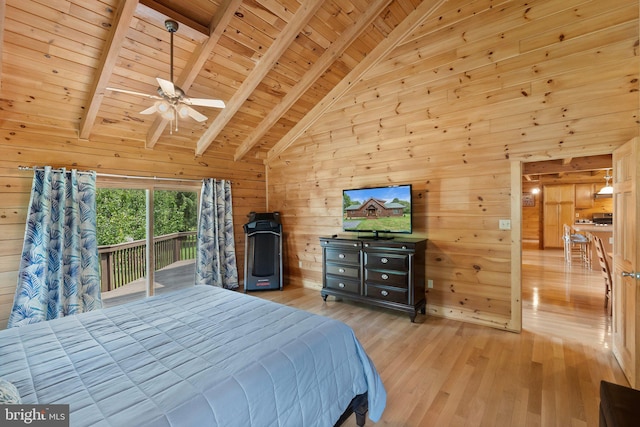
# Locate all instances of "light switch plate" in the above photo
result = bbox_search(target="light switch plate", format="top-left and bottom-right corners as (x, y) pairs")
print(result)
(499, 219), (511, 230)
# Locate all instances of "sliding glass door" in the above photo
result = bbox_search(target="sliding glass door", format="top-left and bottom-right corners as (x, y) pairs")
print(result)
(96, 182), (199, 307)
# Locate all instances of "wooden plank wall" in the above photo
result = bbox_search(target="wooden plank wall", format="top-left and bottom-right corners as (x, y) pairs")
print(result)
(521, 183), (541, 243)
(0, 132), (266, 328)
(266, 0), (639, 330)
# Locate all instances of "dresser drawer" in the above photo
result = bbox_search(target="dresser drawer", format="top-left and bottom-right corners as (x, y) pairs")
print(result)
(325, 263), (360, 279)
(365, 283), (408, 304)
(365, 269), (407, 288)
(364, 252), (408, 271)
(363, 241), (415, 251)
(325, 248), (360, 265)
(325, 276), (360, 294)
(321, 239), (361, 250)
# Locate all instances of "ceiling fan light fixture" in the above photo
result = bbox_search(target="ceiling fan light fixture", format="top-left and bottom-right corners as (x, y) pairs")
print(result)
(106, 19), (225, 131)
(177, 105), (190, 119)
(155, 100), (171, 114)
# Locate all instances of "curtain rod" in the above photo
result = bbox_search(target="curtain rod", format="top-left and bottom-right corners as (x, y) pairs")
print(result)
(17, 166), (208, 184)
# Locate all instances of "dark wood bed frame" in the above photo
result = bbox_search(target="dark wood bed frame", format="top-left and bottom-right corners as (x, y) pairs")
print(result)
(334, 392), (368, 427)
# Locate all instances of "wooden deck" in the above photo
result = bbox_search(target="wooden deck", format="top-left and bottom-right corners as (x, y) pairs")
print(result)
(101, 259), (196, 308)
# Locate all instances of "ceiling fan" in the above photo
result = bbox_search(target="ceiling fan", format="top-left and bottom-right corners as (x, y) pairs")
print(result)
(106, 19), (225, 132)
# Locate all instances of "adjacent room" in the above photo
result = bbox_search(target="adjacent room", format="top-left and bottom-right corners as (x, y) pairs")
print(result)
(1, 0), (639, 426)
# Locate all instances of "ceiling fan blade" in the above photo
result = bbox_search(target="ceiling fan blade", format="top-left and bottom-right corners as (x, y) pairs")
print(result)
(106, 87), (161, 100)
(139, 105), (158, 115)
(157, 78), (176, 98)
(184, 105), (208, 122)
(184, 97), (226, 109)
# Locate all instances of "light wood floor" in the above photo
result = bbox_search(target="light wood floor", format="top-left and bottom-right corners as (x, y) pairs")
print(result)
(255, 246), (627, 427)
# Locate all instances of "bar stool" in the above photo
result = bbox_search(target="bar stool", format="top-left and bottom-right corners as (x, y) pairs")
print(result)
(563, 224), (590, 267)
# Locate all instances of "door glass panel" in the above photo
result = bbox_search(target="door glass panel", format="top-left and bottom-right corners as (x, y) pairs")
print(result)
(152, 190), (198, 296)
(96, 188), (148, 307)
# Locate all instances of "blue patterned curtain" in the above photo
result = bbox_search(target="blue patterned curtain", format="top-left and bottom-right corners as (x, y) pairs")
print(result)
(195, 179), (238, 289)
(8, 167), (102, 328)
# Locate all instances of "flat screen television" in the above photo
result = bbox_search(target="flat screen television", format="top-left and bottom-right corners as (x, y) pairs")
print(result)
(342, 184), (412, 238)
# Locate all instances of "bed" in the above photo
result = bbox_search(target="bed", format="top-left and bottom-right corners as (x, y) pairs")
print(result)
(0, 285), (386, 426)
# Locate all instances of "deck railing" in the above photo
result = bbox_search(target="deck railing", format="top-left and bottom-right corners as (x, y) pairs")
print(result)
(98, 231), (197, 292)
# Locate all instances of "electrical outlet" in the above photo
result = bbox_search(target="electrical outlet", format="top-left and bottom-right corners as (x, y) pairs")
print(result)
(499, 219), (511, 230)
(298, 261), (303, 268)
(427, 279), (433, 288)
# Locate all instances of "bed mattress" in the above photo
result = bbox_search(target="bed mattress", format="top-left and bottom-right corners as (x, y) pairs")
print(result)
(0, 286), (385, 426)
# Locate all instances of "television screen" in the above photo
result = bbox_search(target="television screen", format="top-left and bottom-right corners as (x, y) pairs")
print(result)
(342, 184), (412, 235)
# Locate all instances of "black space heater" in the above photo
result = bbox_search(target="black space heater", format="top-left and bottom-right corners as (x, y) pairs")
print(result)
(243, 212), (283, 292)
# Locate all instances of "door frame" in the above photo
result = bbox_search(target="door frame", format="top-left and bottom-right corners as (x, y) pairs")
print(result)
(511, 151), (616, 334)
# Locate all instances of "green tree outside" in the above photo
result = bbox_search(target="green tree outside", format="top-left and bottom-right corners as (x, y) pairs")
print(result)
(96, 189), (198, 246)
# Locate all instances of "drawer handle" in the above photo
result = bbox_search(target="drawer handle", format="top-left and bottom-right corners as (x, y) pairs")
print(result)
(381, 257), (388, 264)
(402, 246), (407, 249)
(338, 268), (345, 273)
(381, 274), (389, 280)
(381, 290), (389, 297)
(353, 243), (358, 247)
(364, 243), (369, 247)
(338, 253), (345, 259)
(338, 283), (345, 288)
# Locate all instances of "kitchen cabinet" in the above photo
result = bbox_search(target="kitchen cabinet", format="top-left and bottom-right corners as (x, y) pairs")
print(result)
(543, 184), (575, 248)
(575, 183), (595, 208)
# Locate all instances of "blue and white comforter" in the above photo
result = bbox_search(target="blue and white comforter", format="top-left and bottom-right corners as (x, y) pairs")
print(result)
(0, 286), (385, 426)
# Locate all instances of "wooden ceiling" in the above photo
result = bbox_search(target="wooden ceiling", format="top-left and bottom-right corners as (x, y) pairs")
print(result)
(0, 0), (432, 161)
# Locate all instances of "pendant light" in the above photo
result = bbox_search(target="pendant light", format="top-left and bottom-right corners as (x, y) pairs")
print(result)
(598, 169), (613, 195)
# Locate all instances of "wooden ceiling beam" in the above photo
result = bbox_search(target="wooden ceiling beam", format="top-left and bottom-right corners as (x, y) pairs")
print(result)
(138, 0), (207, 35)
(523, 155), (612, 175)
(195, 0), (326, 157)
(78, 0), (139, 140)
(145, 0), (243, 148)
(232, 0), (395, 161)
(266, 0), (447, 162)
(135, 0), (209, 41)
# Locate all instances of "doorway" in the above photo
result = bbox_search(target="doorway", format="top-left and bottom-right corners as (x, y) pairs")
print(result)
(520, 156), (613, 345)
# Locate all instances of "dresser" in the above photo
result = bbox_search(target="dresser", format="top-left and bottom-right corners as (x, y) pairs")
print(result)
(320, 236), (427, 322)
